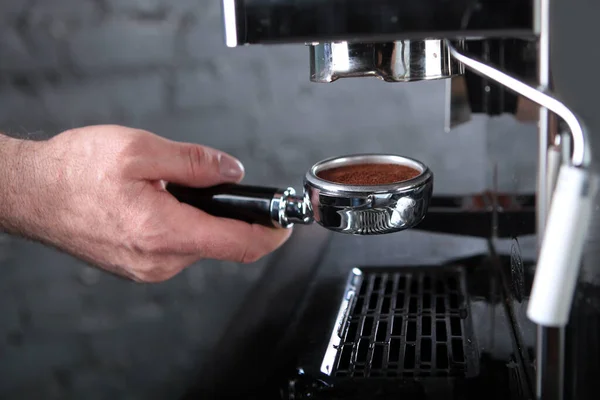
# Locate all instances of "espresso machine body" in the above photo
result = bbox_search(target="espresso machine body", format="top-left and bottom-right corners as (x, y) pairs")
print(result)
(184, 1), (600, 399)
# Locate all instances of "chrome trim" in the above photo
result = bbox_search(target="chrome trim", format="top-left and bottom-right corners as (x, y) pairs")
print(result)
(537, 0), (557, 244)
(270, 189), (289, 228)
(448, 44), (590, 168)
(320, 268), (363, 376)
(307, 154), (430, 194)
(309, 40), (463, 83)
(536, 1), (565, 398)
(268, 154), (434, 235)
(222, 0), (238, 48)
(272, 188), (314, 228)
(444, 75), (472, 133)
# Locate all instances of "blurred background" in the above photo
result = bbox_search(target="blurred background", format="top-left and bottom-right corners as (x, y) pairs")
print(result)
(0, 0), (536, 399)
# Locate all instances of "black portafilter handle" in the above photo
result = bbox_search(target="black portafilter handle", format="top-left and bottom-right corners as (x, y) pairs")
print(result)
(165, 183), (312, 228)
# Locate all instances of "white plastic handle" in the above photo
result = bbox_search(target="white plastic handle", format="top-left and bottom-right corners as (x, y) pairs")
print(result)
(527, 165), (597, 327)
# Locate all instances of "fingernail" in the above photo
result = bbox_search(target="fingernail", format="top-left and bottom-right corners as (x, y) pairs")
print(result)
(218, 153), (245, 179)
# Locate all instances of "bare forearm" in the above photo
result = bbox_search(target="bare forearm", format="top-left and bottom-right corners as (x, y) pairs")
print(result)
(0, 134), (51, 238)
(0, 125), (291, 282)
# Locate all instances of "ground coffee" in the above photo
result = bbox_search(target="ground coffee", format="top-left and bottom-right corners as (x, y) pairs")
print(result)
(317, 163), (420, 185)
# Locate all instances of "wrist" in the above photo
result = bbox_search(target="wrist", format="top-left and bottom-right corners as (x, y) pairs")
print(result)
(0, 135), (51, 238)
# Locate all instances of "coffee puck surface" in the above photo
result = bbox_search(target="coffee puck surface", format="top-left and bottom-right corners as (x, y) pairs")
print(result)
(317, 163), (421, 185)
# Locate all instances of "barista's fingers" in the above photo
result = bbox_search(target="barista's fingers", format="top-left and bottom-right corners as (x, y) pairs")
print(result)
(188, 207), (292, 263)
(137, 141), (245, 188)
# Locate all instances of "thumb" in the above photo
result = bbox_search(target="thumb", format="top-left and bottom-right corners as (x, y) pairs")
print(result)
(145, 142), (245, 188)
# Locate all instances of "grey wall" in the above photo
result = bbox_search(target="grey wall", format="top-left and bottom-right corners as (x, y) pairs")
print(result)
(0, 1), (536, 399)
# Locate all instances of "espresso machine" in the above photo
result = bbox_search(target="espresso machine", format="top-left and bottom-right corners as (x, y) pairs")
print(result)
(180, 1), (600, 399)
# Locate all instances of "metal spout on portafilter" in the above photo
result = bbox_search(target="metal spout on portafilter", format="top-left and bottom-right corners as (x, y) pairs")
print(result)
(309, 39), (463, 83)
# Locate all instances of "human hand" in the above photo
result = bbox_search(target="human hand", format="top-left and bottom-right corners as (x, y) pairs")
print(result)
(1, 125), (292, 282)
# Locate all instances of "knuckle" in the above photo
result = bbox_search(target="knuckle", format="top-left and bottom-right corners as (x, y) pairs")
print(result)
(183, 145), (214, 180)
(131, 258), (180, 283)
(113, 128), (155, 167)
(123, 218), (185, 282)
(130, 231), (159, 254)
(137, 235), (167, 255)
(127, 216), (169, 255)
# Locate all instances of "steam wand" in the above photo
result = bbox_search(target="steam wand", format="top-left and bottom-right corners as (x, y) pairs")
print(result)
(448, 44), (597, 328)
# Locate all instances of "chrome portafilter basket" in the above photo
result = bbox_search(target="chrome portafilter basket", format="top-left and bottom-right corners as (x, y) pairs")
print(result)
(167, 154), (433, 235)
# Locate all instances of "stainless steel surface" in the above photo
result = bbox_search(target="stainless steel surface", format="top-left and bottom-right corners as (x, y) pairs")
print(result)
(320, 266), (477, 379)
(222, 0), (238, 47)
(547, 142), (562, 212)
(449, 37), (590, 400)
(271, 187), (313, 228)
(536, 1), (564, 396)
(537, 327), (565, 400)
(279, 188), (313, 227)
(450, 37), (592, 400)
(320, 267), (362, 375)
(304, 154), (434, 234)
(269, 154), (434, 235)
(444, 75), (472, 133)
(448, 44), (591, 168)
(537, 0), (555, 242)
(309, 40), (463, 83)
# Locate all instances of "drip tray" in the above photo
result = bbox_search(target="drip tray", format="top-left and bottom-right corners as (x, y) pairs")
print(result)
(321, 267), (478, 381)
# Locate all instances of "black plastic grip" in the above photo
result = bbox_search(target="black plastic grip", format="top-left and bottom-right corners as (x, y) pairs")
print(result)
(166, 183), (280, 227)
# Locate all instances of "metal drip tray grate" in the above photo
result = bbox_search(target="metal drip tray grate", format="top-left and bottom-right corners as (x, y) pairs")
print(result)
(328, 267), (474, 379)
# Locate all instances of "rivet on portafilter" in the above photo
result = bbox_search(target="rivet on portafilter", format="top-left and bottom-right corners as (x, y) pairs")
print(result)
(166, 154), (433, 235)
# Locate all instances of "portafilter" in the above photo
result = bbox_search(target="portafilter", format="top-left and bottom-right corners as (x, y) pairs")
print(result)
(166, 154), (433, 235)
